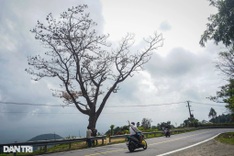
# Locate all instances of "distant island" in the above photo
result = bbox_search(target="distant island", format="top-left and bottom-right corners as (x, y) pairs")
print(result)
(28, 133), (63, 141)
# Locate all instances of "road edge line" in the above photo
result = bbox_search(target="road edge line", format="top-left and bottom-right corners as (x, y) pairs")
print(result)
(156, 133), (221, 156)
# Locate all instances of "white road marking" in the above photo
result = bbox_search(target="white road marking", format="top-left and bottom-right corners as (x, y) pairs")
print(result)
(156, 133), (221, 156)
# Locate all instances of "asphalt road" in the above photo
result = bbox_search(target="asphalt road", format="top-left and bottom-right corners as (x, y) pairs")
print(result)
(40, 128), (234, 156)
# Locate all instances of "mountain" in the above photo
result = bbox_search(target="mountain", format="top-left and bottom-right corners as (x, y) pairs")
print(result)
(28, 133), (63, 141)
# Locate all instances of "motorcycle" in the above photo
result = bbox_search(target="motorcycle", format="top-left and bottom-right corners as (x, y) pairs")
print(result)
(126, 132), (147, 152)
(164, 128), (170, 137)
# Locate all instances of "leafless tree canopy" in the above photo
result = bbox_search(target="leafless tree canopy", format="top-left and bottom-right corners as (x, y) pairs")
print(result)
(216, 47), (234, 79)
(26, 5), (163, 128)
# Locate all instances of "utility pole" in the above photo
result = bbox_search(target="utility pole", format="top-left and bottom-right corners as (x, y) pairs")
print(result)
(186, 101), (193, 118)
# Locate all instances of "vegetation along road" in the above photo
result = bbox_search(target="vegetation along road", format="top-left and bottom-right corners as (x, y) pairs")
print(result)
(39, 128), (234, 156)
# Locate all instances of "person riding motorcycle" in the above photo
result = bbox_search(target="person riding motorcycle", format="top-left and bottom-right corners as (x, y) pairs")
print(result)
(129, 122), (142, 143)
(163, 125), (171, 137)
(126, 121), (147, 152)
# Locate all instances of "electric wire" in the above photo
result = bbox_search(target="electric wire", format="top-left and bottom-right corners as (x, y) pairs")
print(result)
(0, 101), (65, 107)
(190, 101), (226, 107)
(107, 101), (186, 107)
(0, 100), (226, 115)
(0, 101), (186, 107)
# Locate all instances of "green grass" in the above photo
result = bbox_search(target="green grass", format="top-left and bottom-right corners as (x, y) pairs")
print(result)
(215, 132), (234, 145)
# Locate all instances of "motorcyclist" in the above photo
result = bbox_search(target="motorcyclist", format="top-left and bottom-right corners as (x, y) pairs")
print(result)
(129, 122), (142, 143)
(164, 125), (170, 137)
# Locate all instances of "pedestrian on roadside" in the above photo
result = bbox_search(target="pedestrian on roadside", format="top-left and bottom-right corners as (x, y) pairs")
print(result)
(86, 126), (92, 147)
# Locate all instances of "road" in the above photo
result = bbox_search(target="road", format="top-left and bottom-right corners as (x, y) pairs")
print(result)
(40, 128), (234, 156)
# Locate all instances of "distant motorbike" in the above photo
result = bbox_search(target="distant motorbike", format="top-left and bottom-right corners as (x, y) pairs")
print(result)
(164, 128), (170, 137)
(126, 132), (147, 152)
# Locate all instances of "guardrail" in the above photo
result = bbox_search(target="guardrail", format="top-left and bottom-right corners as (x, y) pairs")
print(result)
(108, 128), (197, 143)
(0, 135), (106, 155)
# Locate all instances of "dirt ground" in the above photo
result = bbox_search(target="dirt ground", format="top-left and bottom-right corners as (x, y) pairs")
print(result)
(169, 139), (234, 156)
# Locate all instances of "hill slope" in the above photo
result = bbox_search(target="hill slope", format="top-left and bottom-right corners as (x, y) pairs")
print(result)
(29, 133), (63, 141)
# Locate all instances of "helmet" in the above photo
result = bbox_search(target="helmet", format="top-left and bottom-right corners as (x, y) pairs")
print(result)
(131, 122), (135, 125)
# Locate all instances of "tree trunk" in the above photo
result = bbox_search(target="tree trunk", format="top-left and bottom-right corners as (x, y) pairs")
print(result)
(88, 113), (97, 130)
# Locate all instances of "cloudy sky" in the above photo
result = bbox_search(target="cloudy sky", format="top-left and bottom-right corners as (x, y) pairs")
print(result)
(0, 0), (229, 143)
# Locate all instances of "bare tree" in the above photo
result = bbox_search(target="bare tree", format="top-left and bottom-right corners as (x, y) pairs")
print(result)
(216, 47), (234, 78)
(26, 5), (163, 129)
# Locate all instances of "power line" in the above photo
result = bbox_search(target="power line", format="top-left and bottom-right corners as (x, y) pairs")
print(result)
(106, 101), (186, 108)
(0, 100), (226, 109)
(0, 101), (68, 107)
(0, 100), (227, 115)
(0, 101), (186, 108)
(0, 111), (79, 115)
(190, 101), (226, 107)
(0, 111), (140, 115)
(0, 101), (186, 115)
